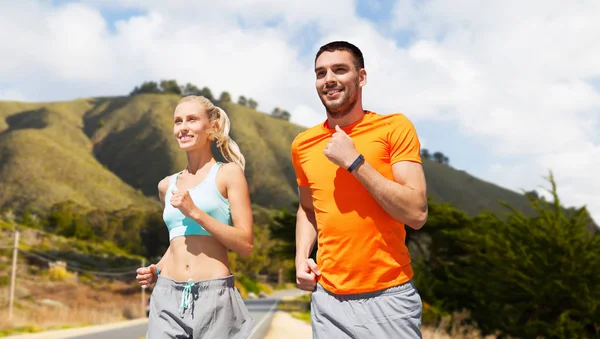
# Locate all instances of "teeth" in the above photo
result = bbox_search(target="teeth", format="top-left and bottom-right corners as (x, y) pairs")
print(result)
(327, 89), (341, 94)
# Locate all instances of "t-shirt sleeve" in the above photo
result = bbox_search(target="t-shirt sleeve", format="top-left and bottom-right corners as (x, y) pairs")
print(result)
(291, 136), (309, 187)
(388, 114), (422, 165)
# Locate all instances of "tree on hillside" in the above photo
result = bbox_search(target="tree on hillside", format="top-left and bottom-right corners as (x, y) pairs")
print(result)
(247, 98), (258, 109)
(20, 207), (42, 229)
(421, 149), (431, 160)
(130, 79), (182, 96)
(237, 96), (247, 106)
(219, 91), (231, 103)
(130, 81), (161, 95)
(200, 87), (214, 101)
(271, 107), (291, 121)
(228, 224), (275, 278)
(181, 83), (201, 96)
(159, 80), (182, 95)
(269, 203), (317, 262)
(433, 151), (449, 165)
(419, 172), (600, 338)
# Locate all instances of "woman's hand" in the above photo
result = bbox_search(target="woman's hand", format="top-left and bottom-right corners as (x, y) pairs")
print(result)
(170, 190), (197, 218)
(136, 264), (158, 288)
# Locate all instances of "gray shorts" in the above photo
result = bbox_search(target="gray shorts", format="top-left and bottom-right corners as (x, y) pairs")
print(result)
(146, 275), (254, 339)
(311, 280), (422, 339)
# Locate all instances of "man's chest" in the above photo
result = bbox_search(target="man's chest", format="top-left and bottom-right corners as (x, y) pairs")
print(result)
(302, 132), (393, 188)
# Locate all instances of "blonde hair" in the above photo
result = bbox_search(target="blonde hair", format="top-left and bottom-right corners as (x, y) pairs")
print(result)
(177, 95), (246, 170)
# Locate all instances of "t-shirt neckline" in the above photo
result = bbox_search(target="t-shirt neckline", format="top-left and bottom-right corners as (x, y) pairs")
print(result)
(322, 110), (373, 132)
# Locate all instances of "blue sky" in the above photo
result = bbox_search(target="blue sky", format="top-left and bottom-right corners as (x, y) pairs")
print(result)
(1, 0), (599, 222)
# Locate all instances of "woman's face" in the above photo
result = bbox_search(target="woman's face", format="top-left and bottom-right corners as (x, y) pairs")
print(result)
(172, 101), (214, 151)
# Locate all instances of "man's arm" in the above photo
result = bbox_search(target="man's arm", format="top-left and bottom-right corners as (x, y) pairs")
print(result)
(324, 119), (428, 229)
(294, 185), (321, 291)
(351, 160), (428, 229)
(295, 186), (318, 265)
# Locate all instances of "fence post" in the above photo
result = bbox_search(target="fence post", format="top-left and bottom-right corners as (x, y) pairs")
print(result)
(8, 230), (20, 321)
(141, 258), (145, 318)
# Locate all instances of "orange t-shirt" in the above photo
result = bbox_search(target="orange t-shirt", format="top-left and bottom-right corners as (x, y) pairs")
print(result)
(291, 111), (422, 295)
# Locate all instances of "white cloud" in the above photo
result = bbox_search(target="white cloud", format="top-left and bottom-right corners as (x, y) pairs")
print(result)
(0, 0), (599, 222)
(390, 0), (600, 222)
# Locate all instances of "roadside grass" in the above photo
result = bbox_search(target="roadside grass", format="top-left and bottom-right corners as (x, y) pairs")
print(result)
(277, 293), (311, 324)
(0, 279), (145, 337)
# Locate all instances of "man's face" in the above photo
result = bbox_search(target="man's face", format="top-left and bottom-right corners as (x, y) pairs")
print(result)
(314, 50), (365, 118)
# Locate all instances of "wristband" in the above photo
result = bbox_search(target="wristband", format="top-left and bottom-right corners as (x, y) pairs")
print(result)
(347, 154), (364, 173)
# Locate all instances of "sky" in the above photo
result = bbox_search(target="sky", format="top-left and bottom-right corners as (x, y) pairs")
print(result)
(1, 0), (599, 223)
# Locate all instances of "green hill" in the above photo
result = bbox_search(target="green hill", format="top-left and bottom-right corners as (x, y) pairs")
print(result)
(422, 159), (534, 216)
(0, 94), (535, 217)
(0, 99), (158, 215)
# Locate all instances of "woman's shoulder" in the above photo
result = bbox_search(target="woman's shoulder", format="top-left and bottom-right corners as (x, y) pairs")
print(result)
(157, 176), (171, 197)
(219, 162), (244, 175)
(157, 171), (180, 195)
(218, 162), (246, 183)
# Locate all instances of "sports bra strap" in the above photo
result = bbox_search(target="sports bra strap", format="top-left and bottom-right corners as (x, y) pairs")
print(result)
(168, 172), (182, 192)
(206, 162), (222, 183)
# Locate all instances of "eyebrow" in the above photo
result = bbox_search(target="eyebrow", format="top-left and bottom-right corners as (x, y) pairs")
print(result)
(314, 63), (350, 72)
(173, 113), (199, 120)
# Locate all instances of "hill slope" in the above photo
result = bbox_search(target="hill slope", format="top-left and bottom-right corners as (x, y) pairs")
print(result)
(1, 94), (534, 217)
(0, 100), (158, 215)
(422, 159), (534, 216)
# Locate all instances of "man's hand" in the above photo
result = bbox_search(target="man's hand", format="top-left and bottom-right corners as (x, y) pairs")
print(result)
(324, 125), (360, 169)
(136, 264), (158, 289)
(296, 258), (321, 291)
(171, 190), (197, 218)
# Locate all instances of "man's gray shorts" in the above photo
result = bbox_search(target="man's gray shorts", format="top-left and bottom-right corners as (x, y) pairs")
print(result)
(311, 280), (422, 339)
(146, 275), (254, 339)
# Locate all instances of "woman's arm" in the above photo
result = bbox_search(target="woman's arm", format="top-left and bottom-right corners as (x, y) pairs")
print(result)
(136, 177), (172, 287)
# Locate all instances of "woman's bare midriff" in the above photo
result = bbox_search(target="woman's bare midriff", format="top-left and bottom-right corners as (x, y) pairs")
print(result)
(160, 235), (231, 282)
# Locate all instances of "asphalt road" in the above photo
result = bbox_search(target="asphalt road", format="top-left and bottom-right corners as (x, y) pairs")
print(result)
(66, 288), (305, 339)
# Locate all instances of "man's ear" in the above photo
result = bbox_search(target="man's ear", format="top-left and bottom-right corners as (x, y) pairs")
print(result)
(359, 68), (367, 87)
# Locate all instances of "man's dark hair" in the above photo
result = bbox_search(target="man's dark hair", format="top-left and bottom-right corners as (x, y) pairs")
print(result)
(315, 41), (365, 70)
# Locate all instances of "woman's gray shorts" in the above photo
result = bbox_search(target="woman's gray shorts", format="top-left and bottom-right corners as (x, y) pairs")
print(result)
(311, 280), (422, 339)
(146, 275), (254, 339)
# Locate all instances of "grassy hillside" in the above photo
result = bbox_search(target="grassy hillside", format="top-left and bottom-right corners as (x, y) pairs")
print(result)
(0, 100), (158, 215)
(1, 94), (537, 217)
(223, 101), (306, 208)
(422, 159), (534, 216)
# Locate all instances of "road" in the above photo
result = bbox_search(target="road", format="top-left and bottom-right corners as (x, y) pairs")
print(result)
(64, 288), (305, 339)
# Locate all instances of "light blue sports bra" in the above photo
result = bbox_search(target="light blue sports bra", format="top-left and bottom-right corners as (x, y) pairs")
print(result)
(163, 162), (233, 240)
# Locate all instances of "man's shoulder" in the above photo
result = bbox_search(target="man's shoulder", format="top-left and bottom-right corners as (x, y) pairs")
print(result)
(292, 123), (326, 148)
(362, 112), (416, 135)
(368, 111), (413, 125)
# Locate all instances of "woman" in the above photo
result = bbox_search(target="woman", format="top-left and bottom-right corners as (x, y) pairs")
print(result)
(136, 95), (254, 339)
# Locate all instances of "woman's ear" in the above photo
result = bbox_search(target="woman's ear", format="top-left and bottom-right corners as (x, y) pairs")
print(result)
(206, 121), (218, 140)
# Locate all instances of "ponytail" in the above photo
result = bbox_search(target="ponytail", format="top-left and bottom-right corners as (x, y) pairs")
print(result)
(214, 107), (246, 171)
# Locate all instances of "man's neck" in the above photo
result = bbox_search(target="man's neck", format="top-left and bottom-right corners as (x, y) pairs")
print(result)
(326, 106), (365, 128)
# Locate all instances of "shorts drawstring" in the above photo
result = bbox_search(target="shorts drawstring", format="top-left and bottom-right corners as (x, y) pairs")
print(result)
(179, 279), (195, 317)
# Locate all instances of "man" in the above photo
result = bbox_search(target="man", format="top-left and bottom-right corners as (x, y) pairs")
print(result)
(291, 41), (428, 338)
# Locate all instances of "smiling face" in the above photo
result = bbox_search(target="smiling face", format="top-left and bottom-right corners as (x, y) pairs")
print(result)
(172, 100), (215, 151)
(314, 50), (366, 119)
